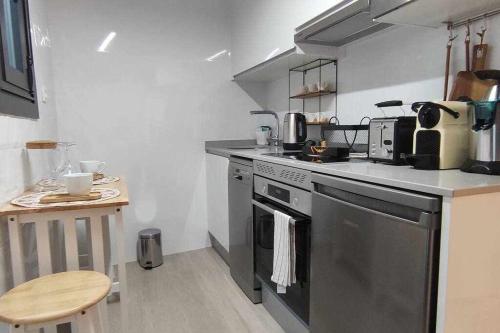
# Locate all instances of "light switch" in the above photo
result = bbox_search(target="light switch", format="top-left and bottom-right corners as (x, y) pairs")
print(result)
(41, 87), (48, 103)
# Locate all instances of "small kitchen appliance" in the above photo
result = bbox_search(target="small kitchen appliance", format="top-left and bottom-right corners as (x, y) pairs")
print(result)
(407, 101), (471, 170)
(461, 100), (500, 174)
(459, 70), (500, 174)
(368, 116), (416, 164)
(283, 112), (307, 150)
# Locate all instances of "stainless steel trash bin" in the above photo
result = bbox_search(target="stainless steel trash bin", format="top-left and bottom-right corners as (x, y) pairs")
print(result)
(137, 228), (163, 269)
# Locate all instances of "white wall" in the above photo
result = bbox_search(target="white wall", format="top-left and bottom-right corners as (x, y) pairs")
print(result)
(46, 0), (262, 261)
(336, 18), (500, 124)
(0, 0), (57, 295)
(259, 16), (500, 141)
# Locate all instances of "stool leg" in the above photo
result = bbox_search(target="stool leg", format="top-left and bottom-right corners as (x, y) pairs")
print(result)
(76, 310), (92, 333)
(76, 305), (104, 333)
(89, 305), (104, 333)
(8, 216), (26, 286)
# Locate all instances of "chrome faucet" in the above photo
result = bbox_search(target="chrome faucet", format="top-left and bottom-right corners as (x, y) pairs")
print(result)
(250, 110), (280, 146)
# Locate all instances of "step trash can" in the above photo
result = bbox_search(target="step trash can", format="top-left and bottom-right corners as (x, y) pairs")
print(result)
(137, 228), (163, 269)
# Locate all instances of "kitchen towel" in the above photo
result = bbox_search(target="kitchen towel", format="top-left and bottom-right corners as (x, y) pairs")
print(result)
(271, 210), (296, 294)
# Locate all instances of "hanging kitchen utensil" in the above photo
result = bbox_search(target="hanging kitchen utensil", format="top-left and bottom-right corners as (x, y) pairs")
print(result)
(449, 72), (497, 101)
(472, 18), (488, 71)
(449, 21), (495, 102)
(444, 25), (457, 101)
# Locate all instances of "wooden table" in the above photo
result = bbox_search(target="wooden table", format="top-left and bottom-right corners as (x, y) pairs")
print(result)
(0, 179), (130, 333)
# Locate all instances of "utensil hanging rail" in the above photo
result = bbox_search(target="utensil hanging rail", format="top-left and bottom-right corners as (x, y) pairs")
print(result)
(445, 8), (500, 29)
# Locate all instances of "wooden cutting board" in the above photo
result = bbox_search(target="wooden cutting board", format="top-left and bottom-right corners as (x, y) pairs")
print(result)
(449, 71), (497, 101)
(472, 44), (488, 71)
(40, 192), (102, 204)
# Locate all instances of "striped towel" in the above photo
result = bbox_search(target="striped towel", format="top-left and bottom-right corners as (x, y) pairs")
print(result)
(271, 210), (296, 294)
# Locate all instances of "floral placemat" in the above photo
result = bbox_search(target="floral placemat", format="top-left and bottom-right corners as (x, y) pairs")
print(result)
(93, 176), (120, 185)
(11, 188), (120, 208)
(37, 176), (120, 188)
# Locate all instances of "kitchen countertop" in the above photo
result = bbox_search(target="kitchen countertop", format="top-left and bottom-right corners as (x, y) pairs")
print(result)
(205, 142), (500, 197)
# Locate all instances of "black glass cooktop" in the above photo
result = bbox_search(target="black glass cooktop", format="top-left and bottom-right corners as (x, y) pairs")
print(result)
(263, 152), (350, 164)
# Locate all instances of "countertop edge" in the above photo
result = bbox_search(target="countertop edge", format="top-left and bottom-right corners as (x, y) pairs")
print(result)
(205, 147), (231, 158)
(205, 146), (500, 198)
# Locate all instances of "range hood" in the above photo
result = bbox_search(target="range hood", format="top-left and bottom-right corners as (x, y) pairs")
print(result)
(294, 0), (392, 46)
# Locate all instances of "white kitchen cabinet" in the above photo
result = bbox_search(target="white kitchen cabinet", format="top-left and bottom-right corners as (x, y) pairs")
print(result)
(229, 0), (341, 76)
(374, 0), (500, 28)
(206, 153), (229, 252)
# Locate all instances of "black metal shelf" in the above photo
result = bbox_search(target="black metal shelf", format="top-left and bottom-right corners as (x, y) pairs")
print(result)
(288, 58), (337, 121)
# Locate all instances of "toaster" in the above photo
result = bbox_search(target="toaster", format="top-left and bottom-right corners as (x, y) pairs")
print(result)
(368, 117), (417, 164)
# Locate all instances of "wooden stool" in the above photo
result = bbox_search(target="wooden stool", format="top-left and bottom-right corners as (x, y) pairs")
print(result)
(0, 271), (111, 332)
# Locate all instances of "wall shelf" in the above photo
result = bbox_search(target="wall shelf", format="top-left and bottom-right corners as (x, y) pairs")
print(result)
(289, 58), (337, 122)
(290, 90), (336, 100)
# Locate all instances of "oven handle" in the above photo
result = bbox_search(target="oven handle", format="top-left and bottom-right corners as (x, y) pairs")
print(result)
(252, 199), (296, 225)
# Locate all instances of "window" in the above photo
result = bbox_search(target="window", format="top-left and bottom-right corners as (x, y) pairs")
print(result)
(0, 0), (38, 119)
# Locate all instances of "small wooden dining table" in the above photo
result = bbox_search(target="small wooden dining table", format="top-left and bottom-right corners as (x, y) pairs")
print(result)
(0, 179), (130, 333)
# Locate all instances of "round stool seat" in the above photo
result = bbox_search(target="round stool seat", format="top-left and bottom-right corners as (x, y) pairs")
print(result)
(0, 271), (111, 325)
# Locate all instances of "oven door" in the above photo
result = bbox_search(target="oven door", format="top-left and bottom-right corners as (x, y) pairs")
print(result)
(252, 195), (311, 324)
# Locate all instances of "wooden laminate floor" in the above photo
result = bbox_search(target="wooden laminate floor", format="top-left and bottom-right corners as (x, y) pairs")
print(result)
(108, 247), (285, 333)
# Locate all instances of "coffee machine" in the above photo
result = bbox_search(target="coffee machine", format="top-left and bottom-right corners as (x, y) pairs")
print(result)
(461, 100), (500, 174)
(459, 70), (500, 175)
(407, 101), (471, 170)
(283, 113), (307, 150)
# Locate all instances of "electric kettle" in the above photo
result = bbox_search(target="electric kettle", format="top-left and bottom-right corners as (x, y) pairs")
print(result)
(283, 113), (307, 150)
(283, 112), (307, 150)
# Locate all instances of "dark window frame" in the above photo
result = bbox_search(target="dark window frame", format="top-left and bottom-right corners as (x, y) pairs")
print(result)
(0, 0), (38, 119)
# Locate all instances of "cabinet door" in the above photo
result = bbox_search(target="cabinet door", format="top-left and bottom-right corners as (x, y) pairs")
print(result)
(206, 154), (230, 251)
(230, 0), (339, 76)
(0, 0), (33, 97)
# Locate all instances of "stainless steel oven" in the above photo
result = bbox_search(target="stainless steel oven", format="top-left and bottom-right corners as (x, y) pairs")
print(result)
(252, 160), (312, 325)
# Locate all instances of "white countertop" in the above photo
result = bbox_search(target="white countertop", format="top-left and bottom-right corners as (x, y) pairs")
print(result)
(206, 145), (500, 197)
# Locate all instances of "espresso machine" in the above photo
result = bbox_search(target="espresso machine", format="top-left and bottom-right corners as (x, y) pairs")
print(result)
(461, 71), (500, 175)
(407, 101), (470, 170)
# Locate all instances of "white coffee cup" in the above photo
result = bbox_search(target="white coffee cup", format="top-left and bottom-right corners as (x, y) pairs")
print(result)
(80, 160), (106, 173)
(309, 83), (319, 92)
(63, 173), (93, 195)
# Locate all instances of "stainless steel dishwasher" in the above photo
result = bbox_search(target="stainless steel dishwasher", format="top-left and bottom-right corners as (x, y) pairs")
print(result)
(228, 156), (261, 303)
(310, 173), (441, 333)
